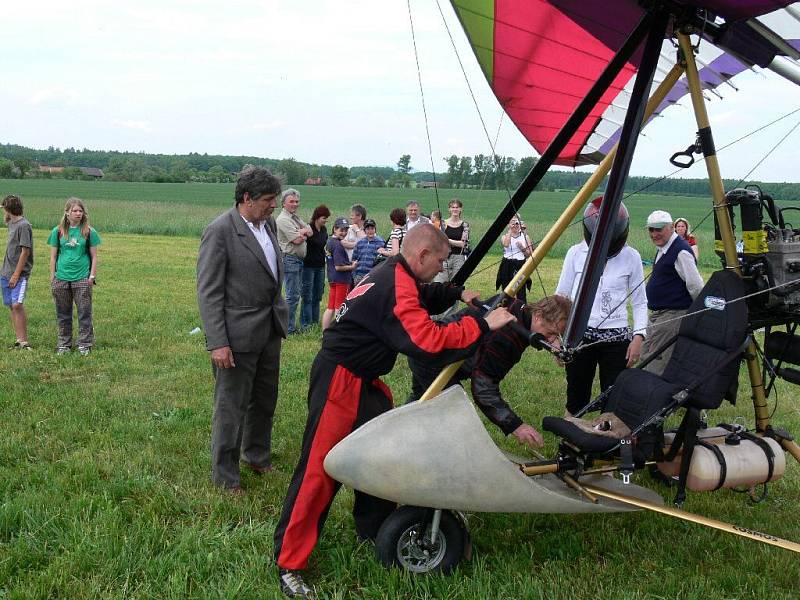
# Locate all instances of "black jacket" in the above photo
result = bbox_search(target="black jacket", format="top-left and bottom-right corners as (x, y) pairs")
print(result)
(409, 296), (533, 435)
(321, 254), (490, 381)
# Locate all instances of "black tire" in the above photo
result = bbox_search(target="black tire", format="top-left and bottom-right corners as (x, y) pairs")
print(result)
(375, 506), (466, 574)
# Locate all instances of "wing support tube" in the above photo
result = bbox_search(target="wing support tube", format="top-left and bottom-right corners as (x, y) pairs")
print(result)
(451, 9), (659, 288)
(583, 484), (800, 555)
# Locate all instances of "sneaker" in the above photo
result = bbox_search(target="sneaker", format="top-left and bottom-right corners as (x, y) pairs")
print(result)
(18, 342), (32, 351)
(279, 569), (315, 599)
(9, 340), (21, 350)
(78, 346), (91, 356)
(56, 347), (70, 356)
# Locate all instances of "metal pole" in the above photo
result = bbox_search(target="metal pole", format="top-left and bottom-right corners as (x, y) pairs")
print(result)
(583, 484), (800, 554)
(451, 10), (658, 287)
(678, 32), (773, 432)
(564, 8), (671, 348)
(419, 63), (686, 403)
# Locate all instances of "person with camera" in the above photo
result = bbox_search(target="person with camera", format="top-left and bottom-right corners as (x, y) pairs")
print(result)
(496, 217), (532, 302)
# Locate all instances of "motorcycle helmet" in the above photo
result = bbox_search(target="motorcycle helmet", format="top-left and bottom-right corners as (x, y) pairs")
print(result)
(582, 195), (629, 257)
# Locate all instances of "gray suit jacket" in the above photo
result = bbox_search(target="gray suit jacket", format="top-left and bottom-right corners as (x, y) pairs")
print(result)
(197, 207), (289, 353)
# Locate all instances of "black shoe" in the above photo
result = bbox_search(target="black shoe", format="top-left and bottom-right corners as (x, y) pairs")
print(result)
(279, 569), (315, 598)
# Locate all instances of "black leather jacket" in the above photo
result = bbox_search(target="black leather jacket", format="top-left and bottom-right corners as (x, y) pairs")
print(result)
(408, 296), (536, 435)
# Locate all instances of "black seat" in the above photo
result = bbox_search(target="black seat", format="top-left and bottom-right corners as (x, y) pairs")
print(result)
(543, 270), (749, 452)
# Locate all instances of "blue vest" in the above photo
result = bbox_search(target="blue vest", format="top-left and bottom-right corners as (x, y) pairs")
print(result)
(646, 236), (694, 310)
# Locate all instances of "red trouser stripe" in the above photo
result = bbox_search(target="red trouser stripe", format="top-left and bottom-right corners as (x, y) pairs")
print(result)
(277, 365), (361, 570)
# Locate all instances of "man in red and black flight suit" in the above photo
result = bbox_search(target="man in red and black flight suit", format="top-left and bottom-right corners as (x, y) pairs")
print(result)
(274, 224), (515, 598)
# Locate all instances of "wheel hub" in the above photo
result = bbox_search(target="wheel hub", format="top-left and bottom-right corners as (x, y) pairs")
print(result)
(396, 524), (447, 573)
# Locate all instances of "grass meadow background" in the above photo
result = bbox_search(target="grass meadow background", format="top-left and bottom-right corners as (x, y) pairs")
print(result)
(1, 179), (799, 598)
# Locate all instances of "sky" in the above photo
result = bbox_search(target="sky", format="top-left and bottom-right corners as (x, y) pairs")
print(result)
(2, 0), (799, 182)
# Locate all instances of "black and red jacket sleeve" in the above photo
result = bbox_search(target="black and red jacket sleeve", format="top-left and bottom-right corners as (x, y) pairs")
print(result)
(385, 261), (488, 362)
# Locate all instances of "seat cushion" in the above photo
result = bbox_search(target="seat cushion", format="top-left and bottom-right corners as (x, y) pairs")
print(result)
(604, 369), (683, 430)
(541, 417), (620, 453)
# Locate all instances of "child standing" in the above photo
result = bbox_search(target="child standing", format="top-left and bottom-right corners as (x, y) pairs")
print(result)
(47, 197), (101, 356)
(321, 217), (358, 331)
(1, 195), (33, 350)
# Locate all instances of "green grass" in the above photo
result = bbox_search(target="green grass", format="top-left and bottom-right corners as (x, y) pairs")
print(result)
(0, 182), (799, 598)
(6, 178), (795, 269)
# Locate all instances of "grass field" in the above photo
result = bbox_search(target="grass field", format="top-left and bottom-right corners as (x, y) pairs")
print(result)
(1, 180), (799, 598)
(2, 178), (778, 269)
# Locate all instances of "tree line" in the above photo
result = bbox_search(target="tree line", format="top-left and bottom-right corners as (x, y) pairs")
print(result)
(0, 143), (797, 200)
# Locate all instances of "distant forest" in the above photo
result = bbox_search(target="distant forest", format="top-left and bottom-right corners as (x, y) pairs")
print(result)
(1, 143), (798, 200)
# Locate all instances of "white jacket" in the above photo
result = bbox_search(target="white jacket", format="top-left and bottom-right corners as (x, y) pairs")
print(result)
(556, 241), (648, 335)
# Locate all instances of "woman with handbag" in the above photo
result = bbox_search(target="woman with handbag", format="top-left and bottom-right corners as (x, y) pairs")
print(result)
(434, 199), (470, 284)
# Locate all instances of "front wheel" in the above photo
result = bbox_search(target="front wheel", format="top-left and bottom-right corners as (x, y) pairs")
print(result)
(375, 506), (468, 574)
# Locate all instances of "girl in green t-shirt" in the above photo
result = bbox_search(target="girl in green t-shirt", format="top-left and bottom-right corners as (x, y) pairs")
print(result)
(47, 197), (101, 356)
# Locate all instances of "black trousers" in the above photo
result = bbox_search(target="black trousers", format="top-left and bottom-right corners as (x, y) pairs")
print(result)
(565, 339), (628, 415)
(274, 355), (396, 571)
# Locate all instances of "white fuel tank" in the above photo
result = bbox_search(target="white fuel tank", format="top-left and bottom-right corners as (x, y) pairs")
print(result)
(657, 431), (785, 492)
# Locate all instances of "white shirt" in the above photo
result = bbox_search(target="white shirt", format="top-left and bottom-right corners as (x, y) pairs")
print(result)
(654, 232), (704, 299)
(344, 224), (364, 260)
(405, 215), (430, 231)
(556, 241), (648, 334)
(242, 215), (279, 280)
(503, 232), (529, 260)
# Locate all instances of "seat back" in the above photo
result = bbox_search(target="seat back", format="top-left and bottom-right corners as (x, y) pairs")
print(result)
(661, 270), (748, 409)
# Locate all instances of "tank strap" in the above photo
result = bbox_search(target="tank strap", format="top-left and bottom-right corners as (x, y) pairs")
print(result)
(739, 432), (775, 483)
(697, 440), (727, 491)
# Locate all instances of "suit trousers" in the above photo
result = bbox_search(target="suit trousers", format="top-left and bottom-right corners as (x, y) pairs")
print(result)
(210, 335), (282, 488)
(641, 309), (685, 377)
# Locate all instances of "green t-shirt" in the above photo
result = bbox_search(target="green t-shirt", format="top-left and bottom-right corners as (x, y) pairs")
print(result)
(47, 226), (102, 282)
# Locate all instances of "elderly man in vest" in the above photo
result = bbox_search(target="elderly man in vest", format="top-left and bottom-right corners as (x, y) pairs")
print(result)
(640, 210), (704, 375)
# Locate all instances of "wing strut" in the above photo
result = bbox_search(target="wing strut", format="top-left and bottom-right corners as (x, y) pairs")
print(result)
(450, 9), (657, 287)
(563, 8), (671, 348)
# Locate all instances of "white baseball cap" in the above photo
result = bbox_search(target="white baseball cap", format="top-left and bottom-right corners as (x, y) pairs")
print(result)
(646, 210), (672, 228)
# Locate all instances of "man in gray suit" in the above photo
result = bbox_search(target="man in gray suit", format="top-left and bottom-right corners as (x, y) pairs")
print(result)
(197, 166), (289, 494)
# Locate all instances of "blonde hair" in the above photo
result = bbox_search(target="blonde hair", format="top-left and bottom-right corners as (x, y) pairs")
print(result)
(58, 197), (91, 239)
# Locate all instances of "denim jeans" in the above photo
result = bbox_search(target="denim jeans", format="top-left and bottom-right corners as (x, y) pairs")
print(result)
(283, 254), (304, 333)
(300, 266), (325, 329)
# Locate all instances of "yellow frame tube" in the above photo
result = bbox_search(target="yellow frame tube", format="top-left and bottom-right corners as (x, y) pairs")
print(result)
(678, 33), (788, 440)
(419, 64), (685, 402)
(584, 484), (800, 554)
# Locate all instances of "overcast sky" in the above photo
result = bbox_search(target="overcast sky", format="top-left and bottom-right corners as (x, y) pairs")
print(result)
(2, 0), (799, 181)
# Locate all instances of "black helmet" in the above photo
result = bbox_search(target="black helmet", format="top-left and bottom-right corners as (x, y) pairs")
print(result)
(582, 196), (629, 258)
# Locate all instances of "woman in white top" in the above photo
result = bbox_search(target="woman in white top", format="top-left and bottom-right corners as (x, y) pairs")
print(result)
(496, 218), (533, 301)
(555, 197), (647, 416)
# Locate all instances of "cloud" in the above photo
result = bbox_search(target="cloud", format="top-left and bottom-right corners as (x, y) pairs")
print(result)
(253, 121), (283, 131)
(29, 87), (80, 106)
(112, 119), (153, 132)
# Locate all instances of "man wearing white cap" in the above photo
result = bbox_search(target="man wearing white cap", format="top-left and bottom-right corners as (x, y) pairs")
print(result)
(640, 209), (704, 375)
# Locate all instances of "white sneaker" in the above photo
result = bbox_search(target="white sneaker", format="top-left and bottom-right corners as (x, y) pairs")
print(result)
(78, 346), (91, 356)
(279, 569), (315, 598)
(56, 347), (70, 356)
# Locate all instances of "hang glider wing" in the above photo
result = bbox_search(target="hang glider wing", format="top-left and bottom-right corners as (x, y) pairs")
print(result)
(452, 0), (800, 167)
